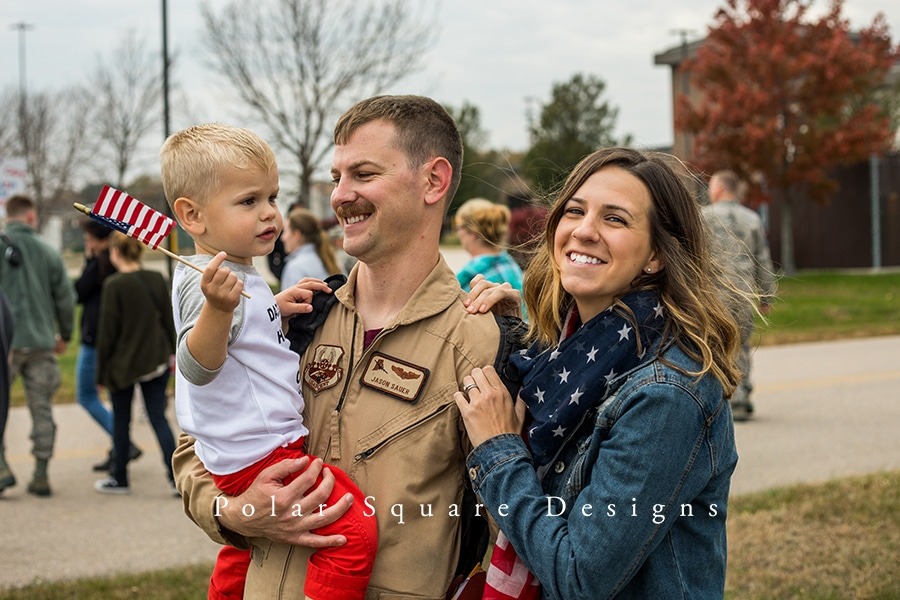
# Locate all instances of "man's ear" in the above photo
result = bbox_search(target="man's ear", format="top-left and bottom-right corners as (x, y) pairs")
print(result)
(423, 157), (452, 207)
(173, 197), (205, 236)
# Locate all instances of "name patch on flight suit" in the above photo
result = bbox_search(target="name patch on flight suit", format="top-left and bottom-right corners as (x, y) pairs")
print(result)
(303, 344), (345, 393)
(360, 352), (429, 403)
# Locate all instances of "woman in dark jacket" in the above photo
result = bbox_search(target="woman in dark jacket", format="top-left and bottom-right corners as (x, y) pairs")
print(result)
(74, 219), (143, 471)
(94, 233), (177, 495)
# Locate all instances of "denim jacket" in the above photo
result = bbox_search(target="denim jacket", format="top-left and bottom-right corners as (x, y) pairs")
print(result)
(467, 341), (738, 599)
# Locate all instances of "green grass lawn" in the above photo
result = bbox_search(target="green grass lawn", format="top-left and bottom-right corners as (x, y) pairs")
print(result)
(0, 563), (212, 599)
(725, 471), (900, 599)
(756, 270), (900, 345)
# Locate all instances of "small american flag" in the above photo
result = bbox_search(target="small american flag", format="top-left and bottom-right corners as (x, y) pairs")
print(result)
(483, 532), (540, 600)
(90, 185), (174, 250)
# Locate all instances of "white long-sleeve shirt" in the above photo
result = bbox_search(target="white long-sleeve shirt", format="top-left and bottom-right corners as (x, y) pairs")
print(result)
(172, 255), (308, 475)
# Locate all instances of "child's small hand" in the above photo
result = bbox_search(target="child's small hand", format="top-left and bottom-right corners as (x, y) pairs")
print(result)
(463, 274), (522, 317)
(276, 277), (333, 317)
(201, 251), (243, 312)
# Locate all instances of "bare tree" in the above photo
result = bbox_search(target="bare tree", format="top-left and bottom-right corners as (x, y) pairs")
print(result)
(0, 88), (19, 156)
(91, 30), (162, 188)
(1, 86), (94, 219)
(200, 0), (434, 211)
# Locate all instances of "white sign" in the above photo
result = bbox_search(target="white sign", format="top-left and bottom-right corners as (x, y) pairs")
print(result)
(0, 157), (28, 218)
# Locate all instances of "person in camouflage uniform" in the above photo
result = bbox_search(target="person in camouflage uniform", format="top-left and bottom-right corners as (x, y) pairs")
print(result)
(703, 170), (777, 420)
(0, 195), (75, 495)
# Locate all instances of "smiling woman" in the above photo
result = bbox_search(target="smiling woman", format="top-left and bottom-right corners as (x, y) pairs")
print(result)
(454, 147), (749, 599)
(552, 167), (662, 323)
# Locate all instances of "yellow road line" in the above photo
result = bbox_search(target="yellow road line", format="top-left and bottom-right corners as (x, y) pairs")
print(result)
(756, 370), (900, 394)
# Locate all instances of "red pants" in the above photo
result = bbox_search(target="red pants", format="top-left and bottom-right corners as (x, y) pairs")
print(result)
(209, 438), (377, 600)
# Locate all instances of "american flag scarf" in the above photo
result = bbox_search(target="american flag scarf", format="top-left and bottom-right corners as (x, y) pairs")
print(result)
(483, 290), (665, 599)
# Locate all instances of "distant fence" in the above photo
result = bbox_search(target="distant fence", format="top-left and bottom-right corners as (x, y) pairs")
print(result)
(767, 152), (899, 269)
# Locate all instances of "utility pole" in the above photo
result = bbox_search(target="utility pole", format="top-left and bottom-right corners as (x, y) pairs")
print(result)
(670, 28), (694, 160)
(869, 153), (882, 270)
(524, 95), (539, 146)
(670, 29), (693, 96)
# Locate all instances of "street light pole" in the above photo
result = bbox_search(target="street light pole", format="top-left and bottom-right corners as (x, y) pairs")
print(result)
(161, 0), (170, 138)
(161, 0), (175, 276)
(10, 21), (33, 159)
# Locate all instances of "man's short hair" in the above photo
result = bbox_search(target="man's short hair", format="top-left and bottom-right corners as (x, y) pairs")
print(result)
(4, 195), (35, 219)
(711, 170), (740, 196)
(159, 123), (278, 212)
(334, 95), (463, 206)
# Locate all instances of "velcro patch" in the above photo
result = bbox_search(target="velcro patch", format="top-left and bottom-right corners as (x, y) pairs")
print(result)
(303, 344), (345, 394)
(360, 352), (429, 403)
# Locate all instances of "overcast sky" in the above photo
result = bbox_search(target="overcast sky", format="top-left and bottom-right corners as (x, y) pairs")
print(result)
(1, 0), (897, 175)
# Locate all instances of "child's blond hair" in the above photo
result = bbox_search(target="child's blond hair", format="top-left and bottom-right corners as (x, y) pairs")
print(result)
(159, 123), (277, 213)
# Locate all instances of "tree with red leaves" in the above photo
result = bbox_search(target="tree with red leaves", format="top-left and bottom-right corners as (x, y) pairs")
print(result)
(676, 0), (898, 274)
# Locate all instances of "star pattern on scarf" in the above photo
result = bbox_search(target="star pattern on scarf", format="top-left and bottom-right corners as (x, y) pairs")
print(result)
(508, 290), (665, 473)
(604, 368), (617, 384)
(653, 302), (664, 318)
(568, 388), (583, 405)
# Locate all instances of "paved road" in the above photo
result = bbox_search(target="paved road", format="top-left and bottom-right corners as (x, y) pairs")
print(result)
(1, 329), (898, 590)
(728, 334), (900, 494)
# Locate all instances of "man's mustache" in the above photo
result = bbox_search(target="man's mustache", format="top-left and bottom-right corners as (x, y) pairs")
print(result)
(335, 202), (376, 220)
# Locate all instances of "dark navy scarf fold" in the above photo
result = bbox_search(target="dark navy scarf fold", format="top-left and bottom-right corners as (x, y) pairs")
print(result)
(510, 290), (666, 468)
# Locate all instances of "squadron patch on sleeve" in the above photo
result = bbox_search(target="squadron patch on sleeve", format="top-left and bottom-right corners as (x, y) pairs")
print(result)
(303, 344), (345, 394)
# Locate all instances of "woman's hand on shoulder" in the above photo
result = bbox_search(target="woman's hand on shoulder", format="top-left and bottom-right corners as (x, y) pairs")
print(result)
(463, 274), (522, 318)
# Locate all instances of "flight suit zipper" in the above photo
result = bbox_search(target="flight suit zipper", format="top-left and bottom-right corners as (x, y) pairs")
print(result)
(353, 403), (452, 463)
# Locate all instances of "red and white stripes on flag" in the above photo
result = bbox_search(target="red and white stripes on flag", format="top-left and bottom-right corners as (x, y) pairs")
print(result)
(92, 185), (175, 250)
(483, 532), (541, 600)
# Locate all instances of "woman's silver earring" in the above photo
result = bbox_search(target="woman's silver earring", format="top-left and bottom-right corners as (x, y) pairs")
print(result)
(645, 267), (652, 273)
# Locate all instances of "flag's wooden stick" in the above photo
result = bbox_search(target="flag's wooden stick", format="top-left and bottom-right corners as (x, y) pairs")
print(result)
(73, 202), (251, 299)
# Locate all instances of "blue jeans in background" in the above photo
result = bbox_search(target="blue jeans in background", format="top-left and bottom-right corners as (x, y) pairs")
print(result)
(76, 344), (114, 437)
